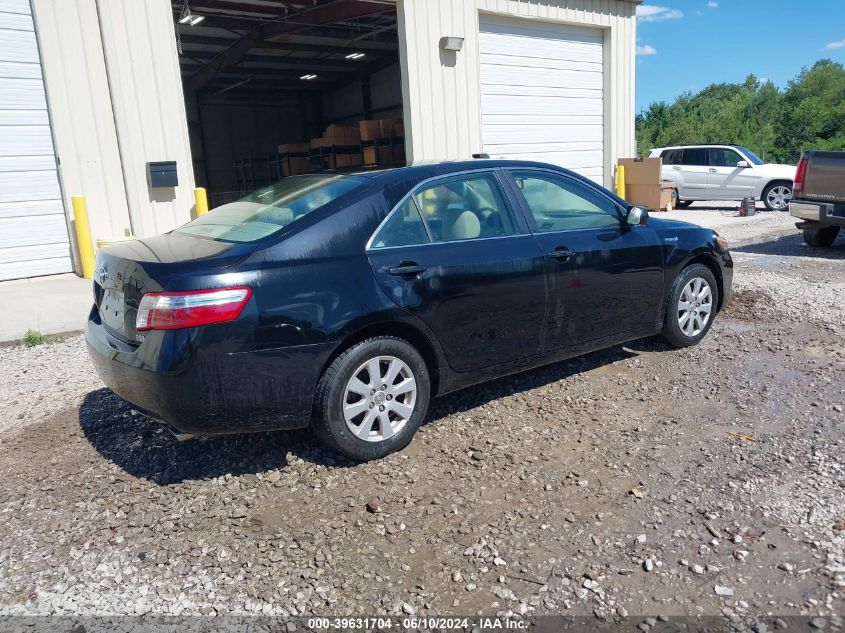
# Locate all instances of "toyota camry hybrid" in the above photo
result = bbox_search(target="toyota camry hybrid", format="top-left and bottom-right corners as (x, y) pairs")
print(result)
(86, 160), (733, 461)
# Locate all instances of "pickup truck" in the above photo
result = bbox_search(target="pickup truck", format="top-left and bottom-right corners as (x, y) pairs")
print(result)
(790, 150), (845, 247)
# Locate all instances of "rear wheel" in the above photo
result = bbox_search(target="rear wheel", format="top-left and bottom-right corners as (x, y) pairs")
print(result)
(802, 225), (840, 247)
(312, 336), (430, 461)
(763, 181), (792, 211)
(673, 190), (693, 209)
(662, 264), (719, 348)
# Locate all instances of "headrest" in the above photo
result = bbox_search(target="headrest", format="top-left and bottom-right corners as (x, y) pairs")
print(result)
(449, 210), (481, 240)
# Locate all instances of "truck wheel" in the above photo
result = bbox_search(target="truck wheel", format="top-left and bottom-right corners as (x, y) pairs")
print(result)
(662, 264), (719, 349)
(762, 181), (792, 211)
(802, 226), (840, 247)
(312, 336), (431, 461)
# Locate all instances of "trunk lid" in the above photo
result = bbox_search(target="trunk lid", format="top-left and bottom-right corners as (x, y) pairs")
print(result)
(801, 151), (845, 204)
(93, 232), (255, 342)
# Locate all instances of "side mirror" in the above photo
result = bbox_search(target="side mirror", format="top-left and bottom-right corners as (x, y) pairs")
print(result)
(736, 160), (750, 168)
(626, 205), (648, 226)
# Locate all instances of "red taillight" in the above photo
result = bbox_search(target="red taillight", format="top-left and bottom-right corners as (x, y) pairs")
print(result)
(794, 157), (808, 196)
(136, 286), (252, 331)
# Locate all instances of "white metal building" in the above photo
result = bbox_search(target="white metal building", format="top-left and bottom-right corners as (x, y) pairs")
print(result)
(1, 0), (639, 281)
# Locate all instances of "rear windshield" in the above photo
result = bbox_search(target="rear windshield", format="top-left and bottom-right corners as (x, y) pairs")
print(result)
(176, 175), (368, 243)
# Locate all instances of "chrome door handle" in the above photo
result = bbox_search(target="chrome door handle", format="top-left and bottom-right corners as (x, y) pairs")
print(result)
(708, 168), (718, 173)
(547, 248), (573, 261)
(388, 263), (428, 276)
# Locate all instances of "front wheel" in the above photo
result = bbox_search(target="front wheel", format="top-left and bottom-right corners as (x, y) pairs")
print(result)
(802, 225), (840, 247)
(662, 264), (719, 349)
(312, 336), (431, 461)
(763, 182), (793, 211)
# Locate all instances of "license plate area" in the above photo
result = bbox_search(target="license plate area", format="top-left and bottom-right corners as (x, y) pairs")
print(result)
(100, 289), (126, 333)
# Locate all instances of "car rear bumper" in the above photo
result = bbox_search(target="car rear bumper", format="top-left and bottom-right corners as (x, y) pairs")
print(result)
(85, 311), (333, 435)
(790, 200), (845, 227)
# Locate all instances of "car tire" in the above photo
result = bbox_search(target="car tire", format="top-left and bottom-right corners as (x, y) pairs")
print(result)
(661, 264), (719, 349)
(312, 336), (431, 461)
(673, 191), (693, 209)
(802, 226), (840, 247)
(762, 181), (793, 211)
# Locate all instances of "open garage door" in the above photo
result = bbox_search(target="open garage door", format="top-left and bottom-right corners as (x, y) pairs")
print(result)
(0, 0), (70, 281)
(479, 15), (605, 184)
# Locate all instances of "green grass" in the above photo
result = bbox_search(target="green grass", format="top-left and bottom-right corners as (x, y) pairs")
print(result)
(19, 329), (64, 347)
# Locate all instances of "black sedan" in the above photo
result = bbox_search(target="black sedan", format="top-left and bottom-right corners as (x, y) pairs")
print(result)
(86, 160), (733, 460)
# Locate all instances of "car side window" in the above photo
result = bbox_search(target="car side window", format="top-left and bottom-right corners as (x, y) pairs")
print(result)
(681, 148), (707, 166)
(662, 149), (682, 165)
(411, 173), (517, 242)
(369, 198), (430, 249)
(708, 148), (742, 168)
(510, 170), (620, 233)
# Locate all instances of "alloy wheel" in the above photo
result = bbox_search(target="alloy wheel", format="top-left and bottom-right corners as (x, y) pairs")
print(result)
(677, 277), (713, 338)
(342, 356), (417, 442)
(766, 185), (792, 211)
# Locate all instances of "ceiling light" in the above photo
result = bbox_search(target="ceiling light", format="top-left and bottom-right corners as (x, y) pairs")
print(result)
(345, 52), (366, 60)
(300, 74), (318, 80)
(178, 2), (204, 26)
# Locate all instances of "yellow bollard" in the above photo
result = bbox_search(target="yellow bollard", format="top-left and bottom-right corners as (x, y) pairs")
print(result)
(71, 196), (95, 279)
(616, 164), (626, 200)
(194, 187), (209, 217)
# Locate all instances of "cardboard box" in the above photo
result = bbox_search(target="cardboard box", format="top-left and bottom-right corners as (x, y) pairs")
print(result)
(324, 125), (360, 145)
(379, 118), (401, 138)
(310, 137), (329, 150)
(364, 146), (397, 165)
(626, 179), (676, 211)
(285, 157), (312, 177)
(278, 143), (310, 155)
(335, 153), (363, 169)
(618, 157), (663, 186)
(359, 120), (382, 142)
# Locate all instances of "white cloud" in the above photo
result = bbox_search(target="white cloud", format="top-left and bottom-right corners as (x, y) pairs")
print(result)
(707, 1), (718, 8)
(636, 44), (658, 56)
(636, 5), (684, 22)
(827, 38), (845, 49)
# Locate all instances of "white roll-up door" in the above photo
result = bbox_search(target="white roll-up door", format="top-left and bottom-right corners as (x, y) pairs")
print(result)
(479, 15), (605, 184)
(0, 0), (70, 281)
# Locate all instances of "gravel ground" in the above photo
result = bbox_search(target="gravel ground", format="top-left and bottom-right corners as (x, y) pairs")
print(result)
(0, 211), (843, 626)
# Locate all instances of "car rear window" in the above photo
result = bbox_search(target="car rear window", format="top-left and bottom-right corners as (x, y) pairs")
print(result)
(175, 175), (368, 243)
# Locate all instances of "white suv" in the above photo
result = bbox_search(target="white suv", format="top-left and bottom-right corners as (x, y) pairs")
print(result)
(648, 145), (796, 211)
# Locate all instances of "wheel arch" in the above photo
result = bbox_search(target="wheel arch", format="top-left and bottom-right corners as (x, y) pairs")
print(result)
(681, 254), (725, 312)
(318, 321), (442, 398)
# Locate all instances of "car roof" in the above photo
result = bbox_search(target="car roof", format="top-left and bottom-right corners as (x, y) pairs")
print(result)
(322, 159), (568, 184)
(655, 144), (744, 150)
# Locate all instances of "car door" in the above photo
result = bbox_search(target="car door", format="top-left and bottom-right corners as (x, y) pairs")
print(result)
(366, 170), (548, 373)
(504, 169), (664, 351)
(667, 148), (708, 198)
(706, 147), (756, 199)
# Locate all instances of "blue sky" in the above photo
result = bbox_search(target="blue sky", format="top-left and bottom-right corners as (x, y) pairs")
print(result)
(635, 0), (845, 112)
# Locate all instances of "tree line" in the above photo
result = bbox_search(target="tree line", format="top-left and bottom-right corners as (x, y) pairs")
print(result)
(636, 59), (845, 164)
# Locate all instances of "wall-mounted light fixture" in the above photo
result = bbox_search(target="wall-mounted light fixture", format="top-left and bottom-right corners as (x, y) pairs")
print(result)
(439, 36), (465, 52)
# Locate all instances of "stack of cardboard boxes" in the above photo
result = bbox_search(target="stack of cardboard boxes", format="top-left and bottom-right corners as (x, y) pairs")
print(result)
(617, 157), (676, 212)
(277, 143), (311, 177)
(359, 118), (405, 165)
(275, 117), (406, 176)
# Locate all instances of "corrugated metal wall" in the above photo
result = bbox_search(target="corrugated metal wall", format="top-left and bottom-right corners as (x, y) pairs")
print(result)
(397, 0), (636, 188)
(33, 0), (195, 252)
(31, 0), (131, 246)
(96, 0), (195, 237)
